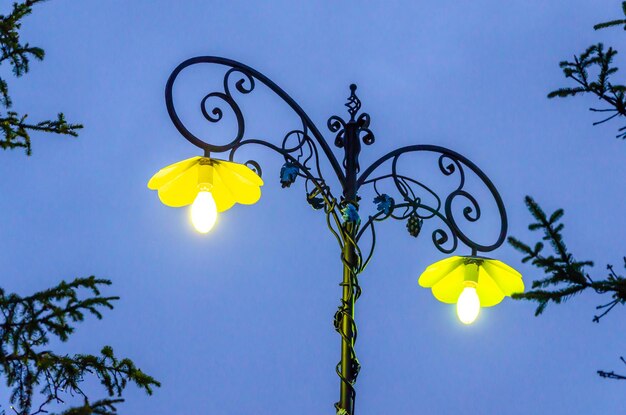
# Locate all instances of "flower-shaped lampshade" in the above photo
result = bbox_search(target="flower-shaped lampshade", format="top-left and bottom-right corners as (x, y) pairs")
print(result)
(418, 256), (524, 324)
(148, 156), (263, 233)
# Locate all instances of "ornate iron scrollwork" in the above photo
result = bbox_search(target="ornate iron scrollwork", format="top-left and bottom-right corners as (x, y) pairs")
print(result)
(165, 56), (347, 248)
(163, 56), (508, 415)
(356, 145), (508, 263)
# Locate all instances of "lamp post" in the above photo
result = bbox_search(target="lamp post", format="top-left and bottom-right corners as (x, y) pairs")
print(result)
(148, 56), (524, 415)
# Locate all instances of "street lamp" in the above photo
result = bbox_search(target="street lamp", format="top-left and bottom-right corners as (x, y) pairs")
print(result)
(148, 155), (264, 232)
(147, 56), (524, 415)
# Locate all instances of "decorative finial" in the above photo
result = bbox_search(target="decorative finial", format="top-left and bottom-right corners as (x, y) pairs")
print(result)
(345, 83), (361, 121)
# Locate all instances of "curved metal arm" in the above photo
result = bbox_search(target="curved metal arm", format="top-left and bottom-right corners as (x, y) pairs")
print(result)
(229, 135), (346, 251)
(162, 56), (510, 415)
(164, 56), (346, 185)
(357, 144), (508, 254)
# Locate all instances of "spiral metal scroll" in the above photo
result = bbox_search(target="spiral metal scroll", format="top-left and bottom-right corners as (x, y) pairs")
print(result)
(163, 56), (508, 415)
(327, 85), (375, 174)
(356, 145), (508, 265)
(165, 56), (346, 183)
(164, 56), (347, 245)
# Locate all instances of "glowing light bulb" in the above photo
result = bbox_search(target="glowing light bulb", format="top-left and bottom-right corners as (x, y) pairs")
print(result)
(190, 190), (217, 233)
(456, 286), (480, 324)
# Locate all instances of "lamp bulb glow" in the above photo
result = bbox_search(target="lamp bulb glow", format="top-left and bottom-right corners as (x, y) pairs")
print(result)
(190, 190), (218, 233)
(456, 286), (480, 324)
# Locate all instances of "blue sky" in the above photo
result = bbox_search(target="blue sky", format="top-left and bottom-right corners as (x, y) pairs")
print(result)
(1, 1), (625, 413)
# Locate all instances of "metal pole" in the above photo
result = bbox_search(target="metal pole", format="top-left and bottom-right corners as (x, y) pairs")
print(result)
(339, 224), (357, 414)
(337, 117), (361, 415)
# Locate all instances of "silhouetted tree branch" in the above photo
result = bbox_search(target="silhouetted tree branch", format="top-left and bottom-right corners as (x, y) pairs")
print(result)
(0, 0), (82, 155)
(509, 196), (626, 380)
(0, 278), (160, 415)
(593, 1), (626, 31)
(509, 197), (626, 319)
(548, 2), (626, 139)
(548, 44), (626, 138)
(514, 2), (626, 382)
(0, 2), (159, 413)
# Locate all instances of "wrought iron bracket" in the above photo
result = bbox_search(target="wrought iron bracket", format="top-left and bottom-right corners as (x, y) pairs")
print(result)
(163, 56), (508, 415)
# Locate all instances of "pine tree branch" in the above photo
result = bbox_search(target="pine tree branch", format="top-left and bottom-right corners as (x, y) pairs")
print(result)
(0, 1), (158, 413)
(597, 356), (626, 380)
(593, 2), (626, 31)
(510, 199), (626, 382)
(524, 1), (626, 386)
(0, 1), (47, 74)
(508, 196), (626, 321)
(51, 398), (124, 415)
(0, 111), (82, 155)
(0, 0), (81, 155)
(548, 43), (626, 139)
(0, 278), (160, 414)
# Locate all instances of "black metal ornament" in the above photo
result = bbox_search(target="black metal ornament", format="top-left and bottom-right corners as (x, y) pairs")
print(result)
(407, 213), (424, 238)
(164, 56), (508, 415)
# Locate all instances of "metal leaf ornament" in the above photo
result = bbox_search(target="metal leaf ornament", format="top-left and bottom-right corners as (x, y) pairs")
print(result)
(373, 194), (394, 215)
(341, 204), (360, 225)
(407, 213), (423, 237)
(280, 162), (299, 188)
(307, 192), (325, 210)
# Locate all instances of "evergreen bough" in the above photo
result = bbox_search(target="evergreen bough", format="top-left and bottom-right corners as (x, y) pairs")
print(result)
(548, 2), (626, 139)
(593, 1), (626, 31)
(0, 0), (82, 155)
(0, 278), (160, 415)
(0, 1), (160, 413)
(512, 2), (626, 382)
(508, 197), (626, 320)
(509, 197), (626, 381)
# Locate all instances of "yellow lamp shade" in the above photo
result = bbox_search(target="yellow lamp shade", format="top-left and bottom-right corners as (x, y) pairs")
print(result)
(418, 256), (524, 308)
(147, 156), (264, 212)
